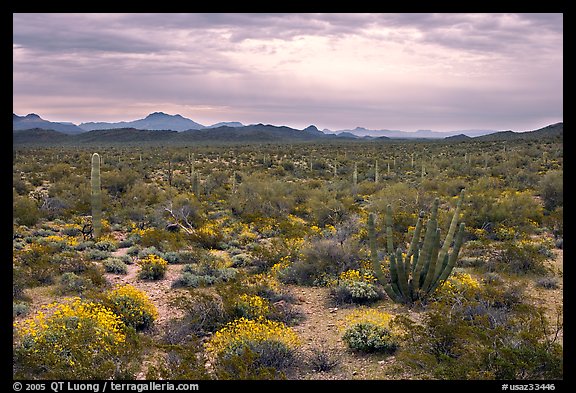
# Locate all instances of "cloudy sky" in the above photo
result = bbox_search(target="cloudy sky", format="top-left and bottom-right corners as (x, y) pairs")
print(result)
(13, 13), (563, 132)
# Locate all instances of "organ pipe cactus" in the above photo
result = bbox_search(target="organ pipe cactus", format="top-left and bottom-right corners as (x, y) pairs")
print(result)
(369, 189), (466, 303)
(91, 153), (102, 239)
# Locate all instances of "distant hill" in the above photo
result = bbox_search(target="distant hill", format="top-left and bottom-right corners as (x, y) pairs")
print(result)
(175, 124), (326, 142)
(13, 113), (85, 134)
(474, 122), (563, 142)
(207, 121), (244, 128)
(13, 128), (71, 144)
(444, 134), (472, 142)
(73, 128), (178, 143)
(13, 122), (562, 145)
(79, 112), (206, 131)
(324, 126), (498, 139)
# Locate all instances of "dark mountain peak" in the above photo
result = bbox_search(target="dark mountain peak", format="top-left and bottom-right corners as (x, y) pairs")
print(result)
(354, 126), (367, 131)
(303, 124), (324, 135)
(18, 113), (43, 120)
(444, 134), (472, 141)
(146, 112), (172, 119)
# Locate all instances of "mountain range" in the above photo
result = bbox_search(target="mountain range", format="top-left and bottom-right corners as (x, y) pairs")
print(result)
(13, 112), (563, 144)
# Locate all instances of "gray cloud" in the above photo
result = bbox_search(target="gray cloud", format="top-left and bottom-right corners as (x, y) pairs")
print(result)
(13, 13), (562, 131)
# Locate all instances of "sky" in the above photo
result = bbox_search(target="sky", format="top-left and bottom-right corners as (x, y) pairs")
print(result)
(13, 13), (563, 132)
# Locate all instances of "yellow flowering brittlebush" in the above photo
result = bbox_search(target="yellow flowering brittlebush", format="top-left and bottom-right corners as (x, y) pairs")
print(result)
(13, 298), (126, 378)
(235, 294), (270, 319)
(435, 272), (481, 300)
(106, 284), (158, 330)
(138, 254), (168, 280)
(343, 308), (394, 330)
(339, 269), (376, 283)
(205, 317), (300, 359)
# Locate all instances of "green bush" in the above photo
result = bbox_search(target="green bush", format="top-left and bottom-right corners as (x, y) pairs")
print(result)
(331, 280), (382, 304)
(94, 240), (117, 252)
(13, 301), (30, 318)
(13, 195), (41, 227)
(394, 284), (563, 379)
(539, 170), (563, 211)
(103, 258), (128, 274)
(164, 292), (228, 344)
(58, 272), (92, 294)
(343, 323), (399, 353)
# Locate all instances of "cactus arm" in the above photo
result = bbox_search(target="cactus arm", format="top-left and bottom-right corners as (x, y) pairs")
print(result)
(383, 284), (403, 302)
(408, 211), (425, 258)
(428, 222), (466, 295)
(421, 228), (442, 293)
(368, 213), (385, 283)
(386, 204), (394, 254)
(412, 198), (439, 293)
(408, 247), (420, 296)
(436, 189), (465, 270)
(395, 247), (410, 300)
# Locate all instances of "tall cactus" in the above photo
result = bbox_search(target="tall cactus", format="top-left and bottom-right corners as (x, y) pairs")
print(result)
(91, 153), (102, 239)
(374, 160), (379, 183)
(369, 190), (466, 303)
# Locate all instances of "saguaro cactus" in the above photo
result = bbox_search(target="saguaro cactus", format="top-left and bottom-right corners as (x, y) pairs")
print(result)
(91, 153), (102, 239)
(375, 160), (379, 183)
(369, 189), (466, 303)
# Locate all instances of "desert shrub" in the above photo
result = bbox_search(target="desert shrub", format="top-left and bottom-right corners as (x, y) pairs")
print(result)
(13, 301), (30, 318)
(163, 251), (181, 264)
(535, 277), (559, 289)
(73, 240), (94, 251)
(539, 170), (563, 211)
(432, 272), (482, 302)
(189, 221), (225, 248)
(231, 253), (254, 267)
(103, 258), (128, 274)
(233, 294), (270, 320)
(332, 281), (382, 304)
(145, 344), (210, 380)
(138, 254), (168, 280)
(61, 225), (81, 237)
(277, 238), (361, 286)
(137, 246), (165, 259)
(489, 239), (552, 275)
(94, 240), (117, 252)
(58, 272), (92, 294)
(164, 293), (228, 344)
(138, 227), (187, 252)
(342, 309), (399, 353)
(174, 259), (237, 288)
(331, 269), (382, 304)
(13, 298), (134, 379)
(13, 195), (41, 227)
(307, 344), (340, 372)
(118, 238), (134, 248)
(205, 317), (300, 379)
(86, 249), (111, 261)
(14, 244), (61, 286)
(105, 284), (158, 331)
(395, 299), (563, 379)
